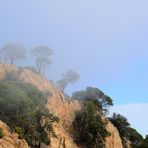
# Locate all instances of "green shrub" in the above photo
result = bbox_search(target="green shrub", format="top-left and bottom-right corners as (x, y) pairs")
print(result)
(15, 127), (24, 139)
(109, 113), (130, 138)
(72, 87), (113, 114)
(0, 128), (4, 139)
(126, 127), (143, 148)
(138, 135), (148, 148)
(109, 113), (143, 147)
(73, 100), (110, 148)
(0, 74), (59, 147)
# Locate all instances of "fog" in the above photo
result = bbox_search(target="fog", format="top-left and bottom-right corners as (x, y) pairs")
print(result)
(0, 0), (148, 101)
(0, 0), (148, 138)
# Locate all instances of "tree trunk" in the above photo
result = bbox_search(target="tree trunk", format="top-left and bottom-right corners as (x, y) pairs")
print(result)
(4, 57), (7, 63)
(38, 142), (41, 148)
(10, 58), (13, 64)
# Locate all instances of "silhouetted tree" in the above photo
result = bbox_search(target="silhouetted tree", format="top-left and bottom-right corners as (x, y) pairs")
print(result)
(31, 46), (54, 75)
(126, 127), (143, 148)
(73, 100), (110, 148)
(56, 70), (79, 92)
(109, 113), (144, 147)
(109, 113), (130, 138)
(138, 135), (148, 148)
(72, 87), (113, 114)
(1, 43), (26, 64)
(33, 108), (59, 148)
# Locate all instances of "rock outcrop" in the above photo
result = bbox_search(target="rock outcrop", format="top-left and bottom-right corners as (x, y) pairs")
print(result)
(105, 121), (123, 148)
(20, 68), (80, 148)
(20, 66), (124, 148)
(0, 64), (127, 148)
(0, 121), (29, 148)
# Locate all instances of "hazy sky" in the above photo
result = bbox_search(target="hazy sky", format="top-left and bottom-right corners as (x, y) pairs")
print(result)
(0, 0), (148, 136)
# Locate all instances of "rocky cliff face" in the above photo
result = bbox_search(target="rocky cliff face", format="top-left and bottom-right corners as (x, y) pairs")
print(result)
(20, 66), (124, 148)
(21, 68), (80, 148)
(105, 121), (123, 148)
(0, 64), (126, 148)
(0, 121), (28, 148)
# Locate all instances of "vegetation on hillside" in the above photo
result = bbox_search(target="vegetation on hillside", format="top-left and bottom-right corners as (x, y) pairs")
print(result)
(0, 128), (4, 139)
(0, 71), (59, 147)
(1, 43), (26, 64)
(57, 69), (79, 92)
(73, 100), (111, 148)
(0, 43), (146, 148)
(73, 87), (147, 148)
(138, 135), (148, 148)
(109, 113), (144, 148)
(73, 87), (113, 148)
(72, 87), (113, 114)
(0, 44), (80, 89)
(31, 46), (54, 76)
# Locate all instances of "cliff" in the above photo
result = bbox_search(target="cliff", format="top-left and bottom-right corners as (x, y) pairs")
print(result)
(20, 66), (124, 148)
(0, 121), (28, 148)
(0, 64), (126, 148)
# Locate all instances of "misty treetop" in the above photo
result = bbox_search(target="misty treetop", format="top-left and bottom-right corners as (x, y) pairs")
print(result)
(0, 43), (146, 147)
(31, 46), (54, 76)
(56, 69), (79, 92)
(0, 43), (80, 94)
(0, 43), (55, 76)
(0, 43), (26, 64)
(72, 87), (113, 114)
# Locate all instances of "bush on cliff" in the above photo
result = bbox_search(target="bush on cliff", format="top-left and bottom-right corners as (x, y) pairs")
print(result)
(109, 113), (143, 148)
(0, 72), (59, 147)
(0, 128), (4, 139)
(73, 99), (111, 148)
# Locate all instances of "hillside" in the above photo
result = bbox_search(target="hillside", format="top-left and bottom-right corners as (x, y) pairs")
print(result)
(0, 121), (28, 148)
(0, 64), (128, 148)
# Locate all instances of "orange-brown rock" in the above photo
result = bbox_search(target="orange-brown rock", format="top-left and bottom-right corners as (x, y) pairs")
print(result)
(105, 120), (123, 148)
(0, 64), (130, 148)
(0, 121), (29, 148)
(20, 68), (80, 148)
(20, 67), (124, 148)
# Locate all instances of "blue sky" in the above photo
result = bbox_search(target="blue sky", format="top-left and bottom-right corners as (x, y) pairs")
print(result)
(0, 0), (148, 136)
